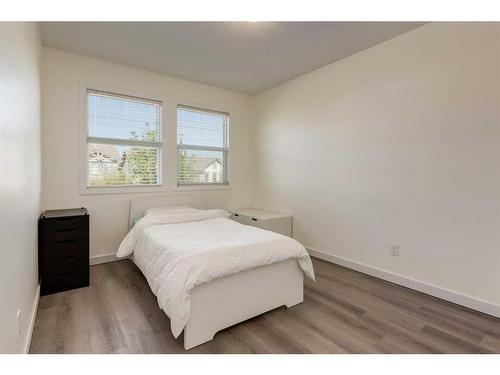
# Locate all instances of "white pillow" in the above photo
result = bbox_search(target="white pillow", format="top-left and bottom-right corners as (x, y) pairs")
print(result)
(144, 205), (196, 216)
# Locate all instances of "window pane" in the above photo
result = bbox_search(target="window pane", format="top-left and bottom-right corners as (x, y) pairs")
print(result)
(177, 149), (226, 184)
(177, 107), (227, 148)
(88, 92), (160, 142)
(88, 143), (159, 186)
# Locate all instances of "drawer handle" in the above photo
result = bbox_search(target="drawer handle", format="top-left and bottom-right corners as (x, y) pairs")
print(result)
(234, 214), (239, 217)
(251, 218), (258, 221)
(57, 218), (77, 222)
(57, 228), (79, 233)
(56, 270), (74, 276)
(61, 255), (77, 260)
(56, 239), (81, 244)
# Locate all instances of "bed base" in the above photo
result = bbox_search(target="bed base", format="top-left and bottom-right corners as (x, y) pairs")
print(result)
(184, 258), (304, 350)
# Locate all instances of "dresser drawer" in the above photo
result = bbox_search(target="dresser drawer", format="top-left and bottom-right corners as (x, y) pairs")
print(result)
(231, 209), (292, 237)
(44, 228), (88, 242)
(45, 253), (88, 274)
(44, 238), (89, 274)
(41, 267), (89, 295)
(42, 215), (88, 232)
(231, 213), (250, 225)
(44, 237), (88, 259)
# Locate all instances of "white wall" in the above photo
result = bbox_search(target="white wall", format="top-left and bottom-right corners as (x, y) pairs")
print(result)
(252, 23), (500, 311)
(41, 47), (254, 260)
(41, 23), (500, 315)
(0, 23), (42, 353)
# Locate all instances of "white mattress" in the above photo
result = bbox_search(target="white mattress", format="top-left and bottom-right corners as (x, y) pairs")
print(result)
(125, 215), (315, 338)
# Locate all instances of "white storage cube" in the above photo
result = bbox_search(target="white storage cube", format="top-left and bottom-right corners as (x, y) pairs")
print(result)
(231, 208), (292, 237)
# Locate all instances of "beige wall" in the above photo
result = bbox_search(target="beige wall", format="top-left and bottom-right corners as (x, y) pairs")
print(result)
(0, 22), (42, 353)
(252, 23), (500, 309)
(41, 47), (254, 260)
(40, 23), (500, 315)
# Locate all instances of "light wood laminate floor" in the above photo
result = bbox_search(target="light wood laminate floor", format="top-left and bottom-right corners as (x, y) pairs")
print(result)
(30, 258), (500, 354)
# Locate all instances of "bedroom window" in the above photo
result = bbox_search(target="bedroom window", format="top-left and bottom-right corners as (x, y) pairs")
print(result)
(85, 89), (162, 188)
(177, 106), (229, 186)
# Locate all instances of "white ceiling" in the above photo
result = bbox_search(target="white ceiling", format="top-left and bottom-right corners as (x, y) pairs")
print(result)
(41, 22), (425, 95)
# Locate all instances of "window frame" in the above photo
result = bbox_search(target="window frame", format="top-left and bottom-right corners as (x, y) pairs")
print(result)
(79, 85), (167, 195)
(175, 105), (230, 188)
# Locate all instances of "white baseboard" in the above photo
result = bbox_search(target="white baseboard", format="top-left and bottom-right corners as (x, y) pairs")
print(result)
(23, 284), (40, 354)
(307, 247), (500, 318)
(90, 252), (120, 265)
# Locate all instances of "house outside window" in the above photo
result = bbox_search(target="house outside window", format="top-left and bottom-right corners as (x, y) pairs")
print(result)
(176, 106), (229, 186)
(85, 89), (162, 188)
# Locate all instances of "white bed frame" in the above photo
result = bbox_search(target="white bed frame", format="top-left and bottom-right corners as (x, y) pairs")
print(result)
(129, 195), (304, 350)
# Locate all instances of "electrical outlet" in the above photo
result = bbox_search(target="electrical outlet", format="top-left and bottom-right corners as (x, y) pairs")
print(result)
(16, 309), (22, 337)
(390, 244), (400, 257)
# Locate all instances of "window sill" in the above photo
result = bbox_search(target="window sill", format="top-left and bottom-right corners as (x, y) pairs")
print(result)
(79, 184), (167, 195)
(173, 184), (232, 192)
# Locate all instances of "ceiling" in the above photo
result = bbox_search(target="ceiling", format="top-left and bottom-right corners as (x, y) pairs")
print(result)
(41, 22), (425, 95)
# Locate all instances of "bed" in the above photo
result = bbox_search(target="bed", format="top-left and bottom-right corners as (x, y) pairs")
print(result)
(117, 195), (315, 350)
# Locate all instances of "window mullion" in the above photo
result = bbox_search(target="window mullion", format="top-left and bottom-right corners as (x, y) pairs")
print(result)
(88, 136), (161, 148)
(176, 144), (226, 152)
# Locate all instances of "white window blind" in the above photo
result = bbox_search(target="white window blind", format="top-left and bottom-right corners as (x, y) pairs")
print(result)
(177, 106), (229, 186)
(86, 89), (162, 187)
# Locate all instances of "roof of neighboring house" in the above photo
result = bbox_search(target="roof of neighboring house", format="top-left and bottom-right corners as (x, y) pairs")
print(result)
(191, 157), (222, 172)
(88, 144), (121, 163)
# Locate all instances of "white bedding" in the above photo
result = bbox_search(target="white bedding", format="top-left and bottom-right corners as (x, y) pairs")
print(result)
(116, 209), (315, 338)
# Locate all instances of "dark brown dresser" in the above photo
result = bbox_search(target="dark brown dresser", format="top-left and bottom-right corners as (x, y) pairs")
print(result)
(38, 208), (90, 296)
